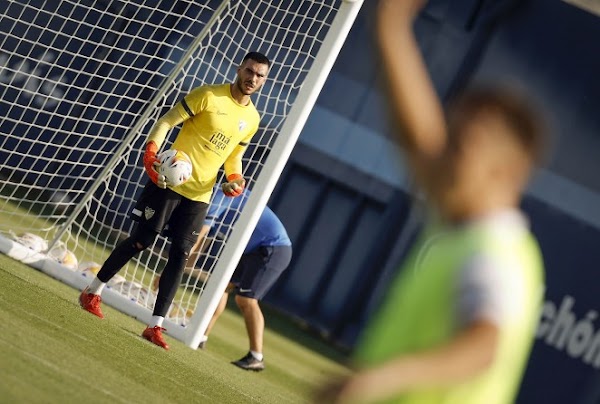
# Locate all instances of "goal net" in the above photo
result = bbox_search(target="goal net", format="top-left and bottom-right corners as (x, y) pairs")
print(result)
(0, 0), (363, 345)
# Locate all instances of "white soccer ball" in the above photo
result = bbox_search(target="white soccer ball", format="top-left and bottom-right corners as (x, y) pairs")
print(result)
(157, 149), (192, 187)
(77, 261), (126, 287)
(47, 243), (78, 270)
(15, 232), (48, 253)
(78, 261), (102, 279)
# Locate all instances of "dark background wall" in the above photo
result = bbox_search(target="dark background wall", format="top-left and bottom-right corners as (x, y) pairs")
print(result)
(263, 1), (600, 403)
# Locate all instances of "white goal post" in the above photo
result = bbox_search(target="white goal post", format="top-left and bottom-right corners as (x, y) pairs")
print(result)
(0, 0), (364, 347)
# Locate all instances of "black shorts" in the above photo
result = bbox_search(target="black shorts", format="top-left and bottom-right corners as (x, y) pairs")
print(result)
(231, 244), (292, 300)
(131, 181), (208, 242)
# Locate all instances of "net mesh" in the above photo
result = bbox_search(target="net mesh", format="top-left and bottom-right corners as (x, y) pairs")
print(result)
(0, 0), (341, 326)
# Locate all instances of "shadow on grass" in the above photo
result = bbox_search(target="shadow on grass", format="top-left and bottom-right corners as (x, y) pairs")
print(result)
(223, 296), (352, 365)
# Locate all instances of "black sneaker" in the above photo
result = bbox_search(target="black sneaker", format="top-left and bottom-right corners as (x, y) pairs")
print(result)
(231, 352), (265, 371)
(198, 340), (207, 350)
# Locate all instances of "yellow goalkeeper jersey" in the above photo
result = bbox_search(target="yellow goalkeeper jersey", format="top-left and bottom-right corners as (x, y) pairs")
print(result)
(171, 84), (260, 203)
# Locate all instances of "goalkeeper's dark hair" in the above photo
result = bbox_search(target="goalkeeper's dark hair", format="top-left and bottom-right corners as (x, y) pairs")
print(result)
(243, 51), (271, 67)
(448, 86), (547, 164)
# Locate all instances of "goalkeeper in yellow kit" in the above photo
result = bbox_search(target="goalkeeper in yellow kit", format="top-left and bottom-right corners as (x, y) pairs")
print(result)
(79, 51), (270, 350)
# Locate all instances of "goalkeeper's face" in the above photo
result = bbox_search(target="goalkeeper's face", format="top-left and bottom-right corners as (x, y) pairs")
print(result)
(235, 59), (269, 96)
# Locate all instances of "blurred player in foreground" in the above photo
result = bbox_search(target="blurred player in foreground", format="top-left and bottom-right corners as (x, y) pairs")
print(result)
(319, 0), (547, 403)
(78, 51), (270, 350)
(155, 189), (292, 370)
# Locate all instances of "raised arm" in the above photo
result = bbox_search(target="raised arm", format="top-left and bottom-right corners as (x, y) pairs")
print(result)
(376, 0), (447, 184)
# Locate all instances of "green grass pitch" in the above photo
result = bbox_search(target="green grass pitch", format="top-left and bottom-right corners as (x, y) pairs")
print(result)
(0, 254), (349, 403)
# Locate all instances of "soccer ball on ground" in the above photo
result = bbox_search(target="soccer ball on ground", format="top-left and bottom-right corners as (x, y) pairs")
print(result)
(78, 261), (125, 287)
(47, 243), (78, 270)
(157, 149), (192, 187)
(14, 232), (48, 253)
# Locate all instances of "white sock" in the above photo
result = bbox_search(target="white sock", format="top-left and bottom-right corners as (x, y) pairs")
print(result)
(149, 315), (164, 328)
(87, 277), (106, 295)
(250, 350), (263, 361)
(200, 335), (208, 343)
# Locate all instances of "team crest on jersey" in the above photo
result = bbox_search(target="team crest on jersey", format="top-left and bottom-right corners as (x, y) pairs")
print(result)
(144, 207), (155, 220)
(238, 120), (247, 132)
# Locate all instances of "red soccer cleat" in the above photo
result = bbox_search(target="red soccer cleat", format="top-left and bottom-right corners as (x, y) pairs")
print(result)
(142, 326), (170, 350)
(79, 287), (104, 319)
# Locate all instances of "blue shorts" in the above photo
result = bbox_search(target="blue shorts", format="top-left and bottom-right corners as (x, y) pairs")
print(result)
(232, 244), (292, 300)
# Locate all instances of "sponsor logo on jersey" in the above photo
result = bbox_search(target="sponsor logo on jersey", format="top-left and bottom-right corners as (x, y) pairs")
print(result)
(210, 131), (230, 151)
(238, 120), (247, 132)
(144, 207), (155, 220)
